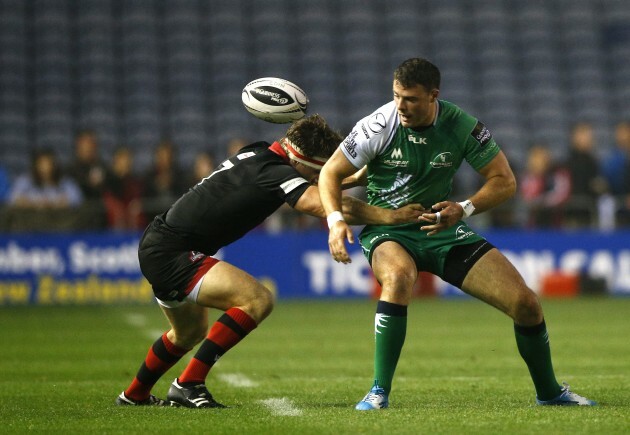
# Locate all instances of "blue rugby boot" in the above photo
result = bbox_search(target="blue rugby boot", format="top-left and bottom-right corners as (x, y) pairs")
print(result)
(536, 383), (597, 406)
(355, 384), (389, 410)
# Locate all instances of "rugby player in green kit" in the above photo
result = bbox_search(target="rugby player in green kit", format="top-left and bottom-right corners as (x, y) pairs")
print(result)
(319, 58), (595, 410)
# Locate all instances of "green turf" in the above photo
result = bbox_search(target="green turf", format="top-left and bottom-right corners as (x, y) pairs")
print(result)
(1, 298), (628, 434)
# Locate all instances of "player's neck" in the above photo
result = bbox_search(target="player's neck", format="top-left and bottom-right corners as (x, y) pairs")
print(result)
(410, 100), (439, 131)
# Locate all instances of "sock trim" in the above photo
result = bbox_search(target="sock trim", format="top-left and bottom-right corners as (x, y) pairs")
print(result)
(225, 307), (257, 332)
(514, 320), (546, 336)
(376, 300), (408, 316)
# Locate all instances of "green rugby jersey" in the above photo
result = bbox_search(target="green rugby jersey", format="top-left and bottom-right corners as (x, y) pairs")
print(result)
(340, 99), (501, 209)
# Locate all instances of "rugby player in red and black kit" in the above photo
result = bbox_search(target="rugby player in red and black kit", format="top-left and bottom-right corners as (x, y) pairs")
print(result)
(115, 114), (424, 408)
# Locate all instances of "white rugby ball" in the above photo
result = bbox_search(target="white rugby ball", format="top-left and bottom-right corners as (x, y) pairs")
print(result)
(242, 77), (309, 124)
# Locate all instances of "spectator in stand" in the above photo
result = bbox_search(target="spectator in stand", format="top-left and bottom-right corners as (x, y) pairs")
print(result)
(8, 148), (83, 209)
(564, 122), (607, 227)
(190, 151), (216, 185)
(103, 146), (146, 230)
(599, 121), (630, 226)
(67, 129), (108, 201)
(520, 144), (571, 228)
(602, 121), (630, 196)
(143, 140), (188, 217)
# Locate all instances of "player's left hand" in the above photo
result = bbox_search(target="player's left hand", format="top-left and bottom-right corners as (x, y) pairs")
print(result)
(418, 201), (464, 236)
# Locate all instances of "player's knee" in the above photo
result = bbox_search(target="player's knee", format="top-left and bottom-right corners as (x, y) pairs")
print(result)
(257, 285), (275, 318)
(171, 324), (208, 349)
(245, 285), (275, 323)
(512, 288), (543, 325)
(379, 266), (416, 292)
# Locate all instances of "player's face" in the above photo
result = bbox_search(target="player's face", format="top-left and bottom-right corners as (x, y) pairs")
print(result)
(393, 80), (439, 129)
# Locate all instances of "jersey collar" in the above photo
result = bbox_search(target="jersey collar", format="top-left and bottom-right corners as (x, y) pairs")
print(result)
(269, 141), (290, 162)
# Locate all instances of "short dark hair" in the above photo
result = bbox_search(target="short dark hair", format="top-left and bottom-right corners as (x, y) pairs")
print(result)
(285, 114), (343, 158)
(394, 58), (441, 90)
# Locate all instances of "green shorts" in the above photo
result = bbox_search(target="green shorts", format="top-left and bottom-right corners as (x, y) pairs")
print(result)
(359, 221), (488, 281)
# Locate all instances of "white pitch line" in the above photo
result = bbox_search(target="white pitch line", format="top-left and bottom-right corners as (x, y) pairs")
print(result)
(218, 373), (260, 388)
(125, 313), (147, 327)
(123, 313), (165, 340)
(259, 397), (303, 416)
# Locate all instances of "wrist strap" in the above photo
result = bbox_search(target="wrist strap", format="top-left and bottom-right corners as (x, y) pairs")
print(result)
(327, 211), (344, 229)
(458, 200), (475, 218)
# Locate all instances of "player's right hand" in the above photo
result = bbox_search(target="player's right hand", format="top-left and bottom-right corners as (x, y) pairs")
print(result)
(328, 221), (354, 263)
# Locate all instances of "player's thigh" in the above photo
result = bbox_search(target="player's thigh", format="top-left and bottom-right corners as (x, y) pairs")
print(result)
(196, 260), (274, 321)
(160, 303), (209, 348)
(461, 248), (542, 324)
(372, 241), (418, 304)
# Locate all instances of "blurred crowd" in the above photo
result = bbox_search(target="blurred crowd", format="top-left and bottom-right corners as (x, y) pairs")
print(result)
(0, 120), (629, 233)
(511, 120), (630, 230)
(0, 130), (220, 232)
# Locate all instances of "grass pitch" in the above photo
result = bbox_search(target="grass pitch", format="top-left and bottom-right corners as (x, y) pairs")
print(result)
(1, 298), (628, 434)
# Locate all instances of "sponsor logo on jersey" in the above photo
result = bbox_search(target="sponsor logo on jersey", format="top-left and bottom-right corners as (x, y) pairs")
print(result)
(390, 148), (403, 159)
(280, 177), (308, 194)
(367, 113), (387, 134)
(430, 152), (453, 168)
(378, 172), (412, 208)
(408, 135), (427, 144)
(455, 225), (474, 240)
(383, 147), (409, 167)
(361, 123), (370, 139)
(471, 121), (492, 147)
(342, 130), (359, 158)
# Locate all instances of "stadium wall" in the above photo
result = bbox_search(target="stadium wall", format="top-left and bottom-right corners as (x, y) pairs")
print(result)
(0, 230), (629, 305)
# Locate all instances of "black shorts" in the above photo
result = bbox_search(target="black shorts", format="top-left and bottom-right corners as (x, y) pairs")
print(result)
(442, 239), (495, 288)
(138, 226), (219, 302)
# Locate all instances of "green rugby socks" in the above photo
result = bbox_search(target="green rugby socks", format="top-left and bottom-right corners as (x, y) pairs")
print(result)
(514, 320), (562, 400)
(372, 300), (407, 394)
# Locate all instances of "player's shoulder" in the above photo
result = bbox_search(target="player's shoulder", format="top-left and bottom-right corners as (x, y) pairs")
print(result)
(355, 101), (400, 141)
(437, 100), (480, 135)
(343, 101), (400, 159)
(233, 141), (270, 157)
(438, 100), (475, 124)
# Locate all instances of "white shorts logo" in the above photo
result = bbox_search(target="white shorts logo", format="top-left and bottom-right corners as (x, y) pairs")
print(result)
(455, 225), (474, 240)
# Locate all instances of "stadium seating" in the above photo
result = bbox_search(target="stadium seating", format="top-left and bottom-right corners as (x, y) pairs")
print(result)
(1, 0), (630, 176)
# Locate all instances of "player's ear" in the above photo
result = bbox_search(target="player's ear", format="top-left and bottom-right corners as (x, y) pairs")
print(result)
(430, 89), (440, 101)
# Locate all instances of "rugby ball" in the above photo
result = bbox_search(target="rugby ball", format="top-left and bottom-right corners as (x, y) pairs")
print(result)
(242, 77), (309, 124)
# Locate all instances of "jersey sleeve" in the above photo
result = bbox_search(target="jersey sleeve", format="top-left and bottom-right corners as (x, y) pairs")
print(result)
(257, 161), (310, 207)
(463, 119), (501, 171)
(340, 101), (400, 168)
